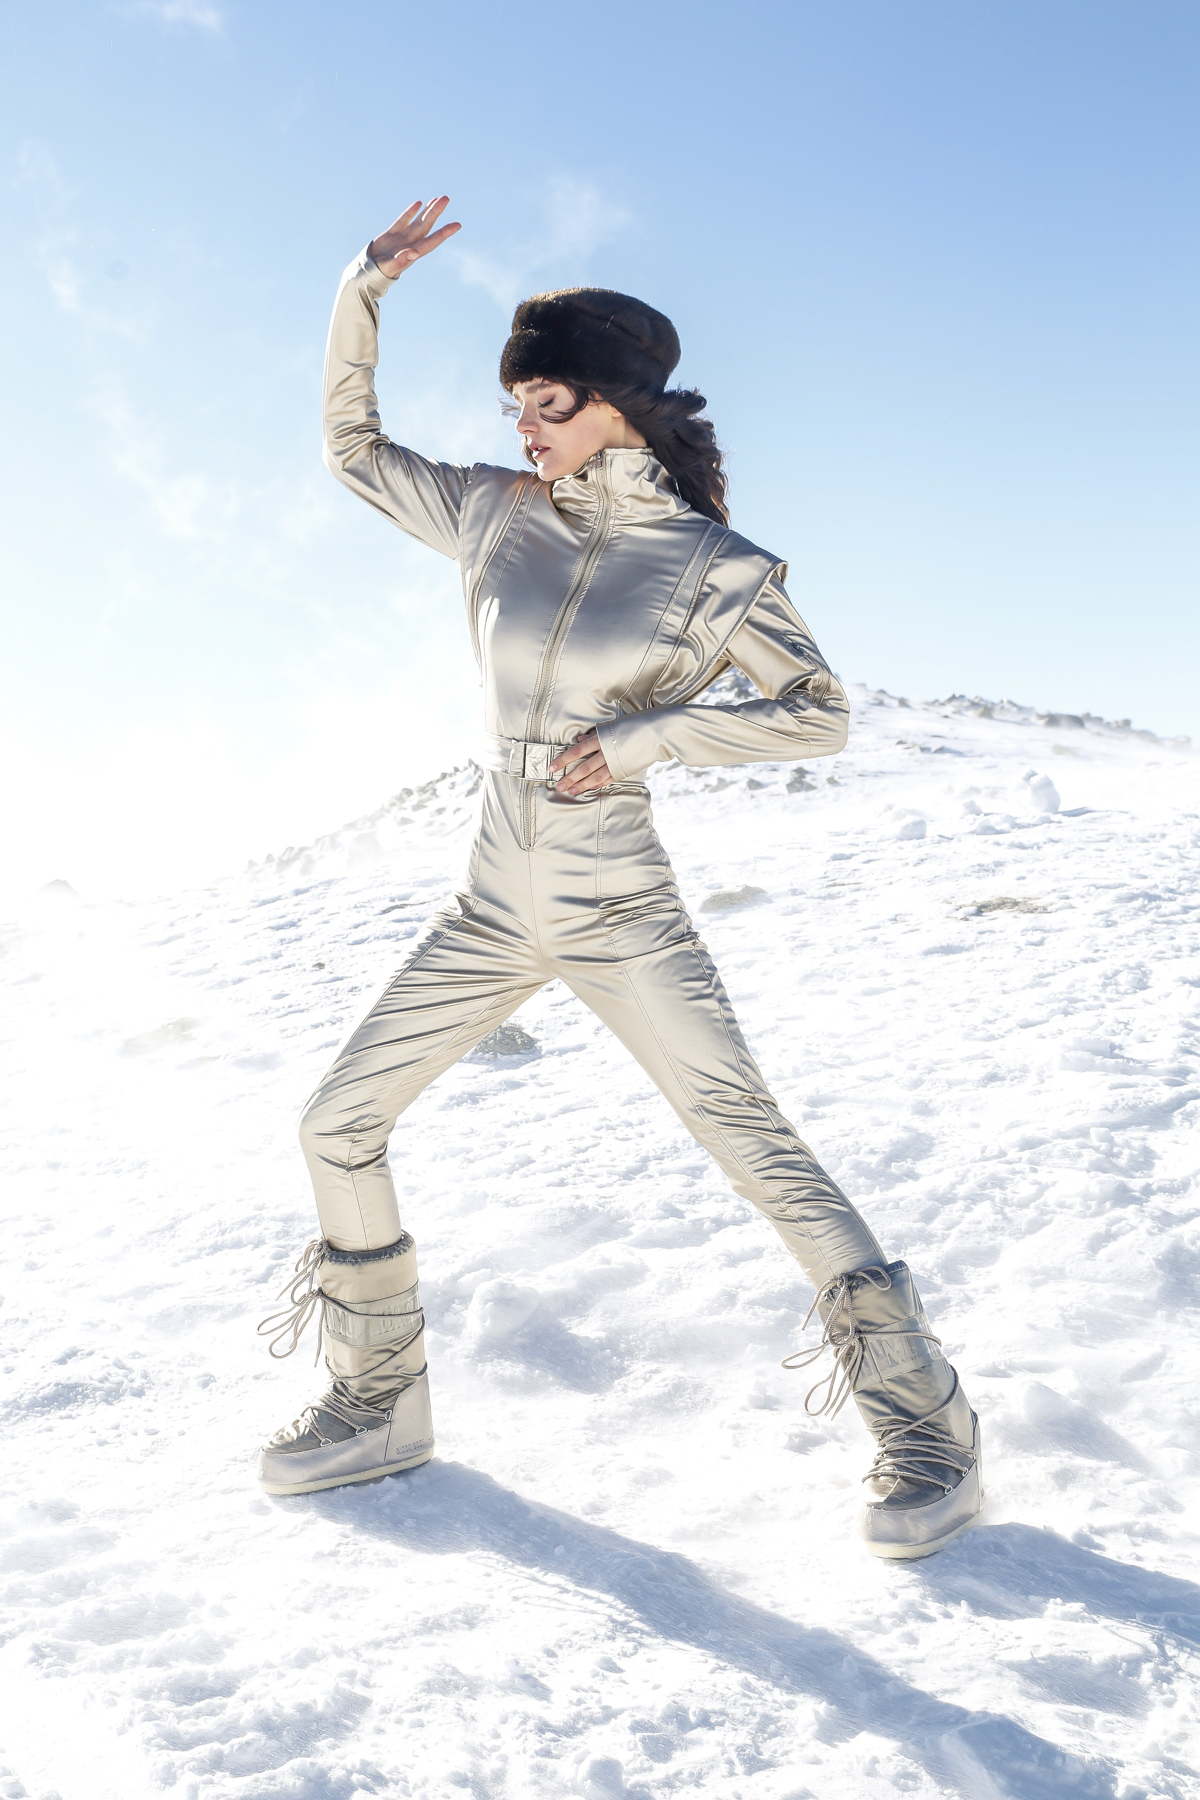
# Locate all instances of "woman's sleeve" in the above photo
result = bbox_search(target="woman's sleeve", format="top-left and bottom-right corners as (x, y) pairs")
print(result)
(322, 248), (471, 558)
(594, 573), (849, 780)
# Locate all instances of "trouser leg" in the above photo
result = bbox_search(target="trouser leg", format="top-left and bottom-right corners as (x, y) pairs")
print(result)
(299, 902), (544, 1250)
(259, 897), (546, 1490)
(562, 911), (981, 1554)
(564, 930), (885, 1291)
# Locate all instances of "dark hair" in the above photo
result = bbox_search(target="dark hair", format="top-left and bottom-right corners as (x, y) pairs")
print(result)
(499, 286), (729, 525)
(513, 379), (729, 527)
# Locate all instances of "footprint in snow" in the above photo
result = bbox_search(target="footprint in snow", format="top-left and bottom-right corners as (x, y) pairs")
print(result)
(960, 896), (1051, 917)
(119, 1018), (200, 1057)
(700, 885), (768, 912)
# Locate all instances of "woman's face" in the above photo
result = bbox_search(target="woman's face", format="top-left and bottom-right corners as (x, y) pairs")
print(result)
(511, 380), (647, 482)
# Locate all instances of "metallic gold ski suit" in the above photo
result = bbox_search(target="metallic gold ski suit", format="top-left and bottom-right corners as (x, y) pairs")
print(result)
(301, 249), (886, 1293)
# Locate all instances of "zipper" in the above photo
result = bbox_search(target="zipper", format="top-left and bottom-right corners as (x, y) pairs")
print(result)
(521, 455), (616, 844)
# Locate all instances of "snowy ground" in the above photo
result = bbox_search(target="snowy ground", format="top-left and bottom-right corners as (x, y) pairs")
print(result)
(2, 682), (1199, 1800)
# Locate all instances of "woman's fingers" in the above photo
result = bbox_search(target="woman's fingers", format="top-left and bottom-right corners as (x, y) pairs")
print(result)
(551, 731), (612, 797)
(399, 196), (452, 247)
(551, 730), (599, 772)
(406, 221), (461, 259)
(373, 201), (425, 250)
(413, 195), (451, 236)
(369, 197), (460, 273)
(562, 770), (611, 797)
(391, 201), (426, 232)
(561, 769), (608, 796)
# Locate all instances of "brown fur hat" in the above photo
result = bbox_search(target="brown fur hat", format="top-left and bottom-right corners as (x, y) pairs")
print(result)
(499, 287), (681, 395)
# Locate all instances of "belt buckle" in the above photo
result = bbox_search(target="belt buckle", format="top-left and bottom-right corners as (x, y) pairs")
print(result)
(523, 742), (552, 783)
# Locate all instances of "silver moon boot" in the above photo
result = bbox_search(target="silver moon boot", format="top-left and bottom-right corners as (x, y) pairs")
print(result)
(257, 1234), (435, 1496)
(785, 1261), (984, 1558)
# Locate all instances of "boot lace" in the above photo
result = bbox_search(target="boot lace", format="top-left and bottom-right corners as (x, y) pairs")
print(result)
(781, 1265), (943, 1419)
(299, 1378), (396, 1445)
(256, 1237), (328, 1364)
(864, 1371), (976, 1495)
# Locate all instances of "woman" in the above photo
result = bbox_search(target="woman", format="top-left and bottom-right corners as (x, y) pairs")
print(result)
(257, 198), (983, 1560)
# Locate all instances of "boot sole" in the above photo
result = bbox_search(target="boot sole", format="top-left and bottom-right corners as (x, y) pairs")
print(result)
(260, 1445), (434, 1496)
(862, 1502), (984, 1559)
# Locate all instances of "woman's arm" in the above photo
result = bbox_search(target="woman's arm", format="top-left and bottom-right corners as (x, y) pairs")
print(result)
(322, 198), (469, 558)
(568, 576), (848, 791)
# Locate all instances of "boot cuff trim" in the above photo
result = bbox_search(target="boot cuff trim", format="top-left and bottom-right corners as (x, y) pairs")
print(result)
(324, 1233), (415, 1267)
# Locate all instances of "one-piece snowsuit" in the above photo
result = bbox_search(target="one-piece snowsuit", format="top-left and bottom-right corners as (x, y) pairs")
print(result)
(302, 247), (886, 1296)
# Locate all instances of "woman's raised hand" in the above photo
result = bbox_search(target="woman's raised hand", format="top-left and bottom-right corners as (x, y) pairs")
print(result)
(368, 197), (461, 277)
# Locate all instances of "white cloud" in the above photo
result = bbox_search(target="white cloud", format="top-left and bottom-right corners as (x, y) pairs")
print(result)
(13, 139), (71, 208)
(46, 249), (86, 315)
(452, 246), (525, 313)
(450, 176), (633, 314)
(387, 381), (517, 467)
(14, 140), (140, 335)
(540, 175), (631, 262)
(92, 383), (239, 538)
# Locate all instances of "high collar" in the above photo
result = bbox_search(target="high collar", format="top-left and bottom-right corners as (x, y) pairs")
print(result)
(551, 447), (691, 526)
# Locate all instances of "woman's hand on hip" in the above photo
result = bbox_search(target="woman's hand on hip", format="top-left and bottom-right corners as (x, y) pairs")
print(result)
(368, 197), (461, 277)
(552, 730), (613, 798)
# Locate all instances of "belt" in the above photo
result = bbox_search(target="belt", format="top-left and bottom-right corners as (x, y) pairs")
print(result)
(482, 734), (571, 784)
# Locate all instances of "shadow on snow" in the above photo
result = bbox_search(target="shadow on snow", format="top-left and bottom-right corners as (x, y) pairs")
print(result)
(292, 1460), (1200, 1799)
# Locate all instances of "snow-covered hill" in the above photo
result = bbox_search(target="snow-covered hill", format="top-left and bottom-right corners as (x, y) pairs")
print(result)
(2, 683), (1198, 1800)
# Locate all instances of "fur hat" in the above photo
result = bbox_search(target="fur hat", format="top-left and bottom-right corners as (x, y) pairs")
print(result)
(499, 287), (681, 395)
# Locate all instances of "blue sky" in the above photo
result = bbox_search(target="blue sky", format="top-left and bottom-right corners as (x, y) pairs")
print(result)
(2, 1), (1197, 895)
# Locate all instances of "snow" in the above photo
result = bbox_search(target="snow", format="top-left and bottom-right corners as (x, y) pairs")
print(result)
(2, 680), (1198, 1800)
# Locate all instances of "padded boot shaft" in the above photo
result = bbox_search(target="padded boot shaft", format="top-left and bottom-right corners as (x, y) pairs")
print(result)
(320, 1235), (427, 1408)
(257, 1233), (429, 1409)
(815, 1260), (957, 1439)
(803, 1260), (983, 1556)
